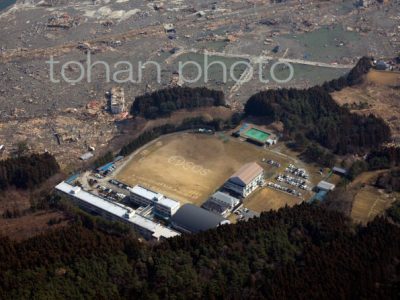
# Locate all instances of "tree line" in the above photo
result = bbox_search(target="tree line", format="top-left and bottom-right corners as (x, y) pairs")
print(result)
(0, 203), (398, 299)
(131, 87), (225, 119)
(375, 169), (400, 192)
(321, 56), (373, 92)
(367, 145), (400, 170)
(0, 153), (60, 191)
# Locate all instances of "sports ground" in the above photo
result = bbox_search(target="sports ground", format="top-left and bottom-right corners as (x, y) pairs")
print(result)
(114, 133), (291, 207)
(244, 128), (270, 143)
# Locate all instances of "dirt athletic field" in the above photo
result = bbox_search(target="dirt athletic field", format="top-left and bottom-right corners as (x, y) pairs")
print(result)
(115, 133), (289, 204)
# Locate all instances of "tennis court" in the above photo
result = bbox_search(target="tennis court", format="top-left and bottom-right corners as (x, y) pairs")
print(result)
(244, 128), (270, 143)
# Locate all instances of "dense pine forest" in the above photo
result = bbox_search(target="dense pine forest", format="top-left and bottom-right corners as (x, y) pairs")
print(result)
(131, 87), (225, 119)
(0, 153), (59, 190)
(244, 87), (390, 154)
(367, 145), (400, 170)
(0, 204), (398, 299)
(375, 169), (400, 192)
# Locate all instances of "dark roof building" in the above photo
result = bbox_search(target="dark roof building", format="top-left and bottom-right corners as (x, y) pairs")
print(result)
(202, 200), (230, 216)
(171, 204), (229, 234)
(375, 60), (389, 71)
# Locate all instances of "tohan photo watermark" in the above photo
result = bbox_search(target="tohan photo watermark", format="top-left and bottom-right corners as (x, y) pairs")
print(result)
(46, 51), (294, 85)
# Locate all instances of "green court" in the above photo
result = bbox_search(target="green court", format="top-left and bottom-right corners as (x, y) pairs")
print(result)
(244, 128), (270, 143)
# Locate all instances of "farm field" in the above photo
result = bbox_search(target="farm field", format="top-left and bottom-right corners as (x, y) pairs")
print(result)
(332, 70), (400, 139)
(114, 132), (296, 205)
(351, 186), (397, 224)
(366, 70), (400, 86)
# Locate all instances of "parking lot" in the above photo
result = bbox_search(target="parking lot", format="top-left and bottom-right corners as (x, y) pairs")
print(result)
(82, 170), (132, 205)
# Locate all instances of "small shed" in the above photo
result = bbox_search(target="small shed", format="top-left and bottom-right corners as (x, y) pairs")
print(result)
(332, 167), (348, 176)
(316, 181), (335, 192)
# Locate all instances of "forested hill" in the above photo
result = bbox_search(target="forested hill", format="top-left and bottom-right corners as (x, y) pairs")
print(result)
(0, 204), (399, 299)
(131, 87), (225, 119)
(244, 56), (390, 155)
(245, 87), (390, 154)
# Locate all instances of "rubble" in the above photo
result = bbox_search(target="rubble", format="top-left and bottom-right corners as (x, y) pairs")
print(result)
(46, 14), (81, 30)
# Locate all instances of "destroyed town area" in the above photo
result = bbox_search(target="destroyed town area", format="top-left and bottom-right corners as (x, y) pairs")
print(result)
(1, 1), (400, 298)
(0, 0), (399, 165)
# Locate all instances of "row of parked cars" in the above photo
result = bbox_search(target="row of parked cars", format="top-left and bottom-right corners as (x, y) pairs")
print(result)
(108, 179), (130, 191)
(267, 182), (302, 198)
(285, 164), (309, 179)
(276, 174), (310, 190)
(264, 159), (281, 168)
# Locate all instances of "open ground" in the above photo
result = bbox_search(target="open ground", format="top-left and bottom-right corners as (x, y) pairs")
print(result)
(332, 70), (400, 140)
(351, 186), (397, 224)
(348, 170), (399, 224)
(245, 188), (302, 213)
(114, 132), (320, 212)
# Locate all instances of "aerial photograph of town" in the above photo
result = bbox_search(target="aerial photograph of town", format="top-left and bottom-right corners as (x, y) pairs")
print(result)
(0, 0), (399, 298)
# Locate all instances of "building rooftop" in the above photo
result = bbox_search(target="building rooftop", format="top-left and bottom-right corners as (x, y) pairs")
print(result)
(171, 204), (228, 233)
(210, 191), (240, 208)
(130, 185), (180, 210)
(317, 181), (336, 191)
(132, 214), (179, 239)
(333, 167), (348, 175)
(130, 185), (163, 201)
(156, 197), (180, 210)
(202, 200), (230, 215)
(56, 182), (133, 217)
(56, 182), (180, 239)
(228, 162), (264, 186)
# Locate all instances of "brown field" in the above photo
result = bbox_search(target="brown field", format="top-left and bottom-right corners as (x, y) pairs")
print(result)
(366, 70), (400, 86)
(245, 187), (303, 213)
(115, 133), (292, 205)
(332, 70), (400, 138)
(351, 186), (397, 224)
(0, 211), (68, 241)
